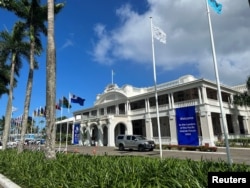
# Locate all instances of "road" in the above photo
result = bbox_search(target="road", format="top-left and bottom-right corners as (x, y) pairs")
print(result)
(55, 145), (250, 165)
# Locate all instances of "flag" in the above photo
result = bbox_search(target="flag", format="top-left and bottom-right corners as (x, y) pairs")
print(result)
(43, 106), (46, 117)
(59, 99), (63, 108)
(11, 118), (15, 126)
(70, 93), (85, 106)
(152, 24), (166, 44)
(40, 107), (44, 116)
(60, 96), (71, 108)
(12, 106), (17, 112)
(15, 115), (23, 126)
(208, 0), (222, 14)
(55, 103), (61, 110)
(33, 109), (37, 117)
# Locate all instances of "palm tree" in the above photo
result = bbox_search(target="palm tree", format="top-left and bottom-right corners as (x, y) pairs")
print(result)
(246, 76), (250, 94)
(0, 0), (64, 153)
(0, 63), (11, 97)
(45, 0), (57, 159)
(0, 22), (30, 149)
(233, 76), (250, 107)
(0, 116), (5, 133)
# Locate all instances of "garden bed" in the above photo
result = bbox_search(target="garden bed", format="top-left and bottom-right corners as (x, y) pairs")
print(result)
(157, 144), (218, 152)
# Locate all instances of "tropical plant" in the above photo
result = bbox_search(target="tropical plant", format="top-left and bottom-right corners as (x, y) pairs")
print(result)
(0, 0), (64, 154)
(233, 76), (250, 106)
(45, 0), (57, 160)
(0, 21), (30, 149)
(0, 116), (4, 132)
(0, 63), (12, 97)
(0, 151), (250, 187)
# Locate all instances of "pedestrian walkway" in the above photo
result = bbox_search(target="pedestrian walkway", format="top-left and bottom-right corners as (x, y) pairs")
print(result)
(0, 174), (21, 188)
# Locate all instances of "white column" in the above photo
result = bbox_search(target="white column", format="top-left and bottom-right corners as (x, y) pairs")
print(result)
(97, 123), (103, 146)
(243, 116), (249, 135)
(145, 98), (148, 112)
(145, 116), (153, 139)
(107, 119), (115, 146)
(171, 93), (175, 109)
(201, 86), (208, 104)
(198, 87), (202, 104)
(200, 111), (215, 146)
(169, 110), (178, 145)
(86, 122), (91, 146)
(115, 105), (118, 115)
(168, 94), (172, 109)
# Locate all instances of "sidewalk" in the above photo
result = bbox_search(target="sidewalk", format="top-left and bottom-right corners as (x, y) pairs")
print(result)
(0, 174), (21, 188)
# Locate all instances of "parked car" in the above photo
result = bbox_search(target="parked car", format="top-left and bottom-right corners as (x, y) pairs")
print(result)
(7, 141), (18, 148)
(115, 134), (155, 151)
(35, 139), (45, 145)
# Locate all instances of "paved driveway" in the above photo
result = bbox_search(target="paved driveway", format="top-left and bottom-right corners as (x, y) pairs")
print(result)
(56, 145), (250, 165)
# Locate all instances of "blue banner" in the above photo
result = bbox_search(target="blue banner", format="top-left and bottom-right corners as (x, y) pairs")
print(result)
(73, 124), (80, 144)
(176, 106), (199, 146)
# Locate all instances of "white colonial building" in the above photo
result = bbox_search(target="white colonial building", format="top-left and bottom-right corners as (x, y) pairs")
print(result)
(56, 75), (250, 147)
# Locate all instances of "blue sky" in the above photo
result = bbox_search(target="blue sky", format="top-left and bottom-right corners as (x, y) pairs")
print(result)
(1, 0), (250, 127)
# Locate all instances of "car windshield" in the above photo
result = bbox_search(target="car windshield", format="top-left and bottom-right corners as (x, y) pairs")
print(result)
(135, 136), (146, 140)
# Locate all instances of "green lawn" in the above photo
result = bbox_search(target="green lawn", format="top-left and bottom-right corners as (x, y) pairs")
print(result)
(0, 149), (249, 188)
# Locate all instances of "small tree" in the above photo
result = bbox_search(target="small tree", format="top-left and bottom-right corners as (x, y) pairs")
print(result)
(233, 76), (250, 107)
(0, 22), (30, 150)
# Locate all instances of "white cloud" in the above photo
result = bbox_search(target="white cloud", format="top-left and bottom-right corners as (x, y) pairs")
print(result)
(92, 0), (250, 86)
(60, 39), (74, 50)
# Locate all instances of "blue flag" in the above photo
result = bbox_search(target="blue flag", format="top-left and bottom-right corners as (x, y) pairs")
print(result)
(70, 93), (85, 106)
(208, 0), (222, 14)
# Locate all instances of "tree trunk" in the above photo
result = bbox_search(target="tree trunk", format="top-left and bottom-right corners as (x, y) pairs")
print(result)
(17, 39), (35, 153)
(45, 0), (56, 160)
(2, 54), (16, 150)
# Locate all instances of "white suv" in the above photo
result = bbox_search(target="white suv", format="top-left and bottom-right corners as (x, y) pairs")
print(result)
(115, 135), (155, 151)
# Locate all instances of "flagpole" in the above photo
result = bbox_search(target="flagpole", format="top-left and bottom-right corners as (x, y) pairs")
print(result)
(65, 121), (69, 153)
(205, 0), (232, 166)
(68, 94), (70, 113)
(59, 98), (63, 153)
(112, 70), (114, 84)
(150, 17), (163, 160)
(31, 113), (34, 134)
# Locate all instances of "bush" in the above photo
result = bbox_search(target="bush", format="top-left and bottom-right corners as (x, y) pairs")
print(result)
(156, 144), (217, 152)
(1, 149), (249, 187)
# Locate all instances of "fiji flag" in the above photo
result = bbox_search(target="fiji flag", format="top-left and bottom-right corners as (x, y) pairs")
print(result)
(70, 93), (85, 106)
(152, 24), (166, 44)
(208, 0), (222, 14)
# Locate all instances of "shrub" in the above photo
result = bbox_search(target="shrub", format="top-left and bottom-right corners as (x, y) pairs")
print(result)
(0, 149), (249, 187)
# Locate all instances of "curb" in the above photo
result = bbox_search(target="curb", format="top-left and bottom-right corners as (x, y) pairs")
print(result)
(0, 174), (21, 188)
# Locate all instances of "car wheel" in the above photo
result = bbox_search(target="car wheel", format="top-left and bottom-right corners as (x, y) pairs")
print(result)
(119, 144), (124, 151)
(138, 145), (144, 152)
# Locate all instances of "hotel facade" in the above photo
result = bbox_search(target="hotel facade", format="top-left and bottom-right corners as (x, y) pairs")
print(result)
(57, 75), (250, 147)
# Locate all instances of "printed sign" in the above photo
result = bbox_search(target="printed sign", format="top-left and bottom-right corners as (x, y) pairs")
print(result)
(176, 106), (199, 146)
(73, 123), (80, 144)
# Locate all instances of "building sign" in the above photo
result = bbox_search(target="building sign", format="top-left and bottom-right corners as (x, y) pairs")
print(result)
(73, 123), (80, 145)
(176, 106), (199, 146)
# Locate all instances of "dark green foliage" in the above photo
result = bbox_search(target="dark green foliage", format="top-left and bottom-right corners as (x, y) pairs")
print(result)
(0, 150), (249, 188)
(233, 76), (250, 106)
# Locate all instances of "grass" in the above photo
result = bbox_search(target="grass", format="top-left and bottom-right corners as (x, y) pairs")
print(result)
(0, 149), (250, 188)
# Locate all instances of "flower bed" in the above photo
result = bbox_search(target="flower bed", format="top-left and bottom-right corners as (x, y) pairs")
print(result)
(157, 144), (217, 152)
